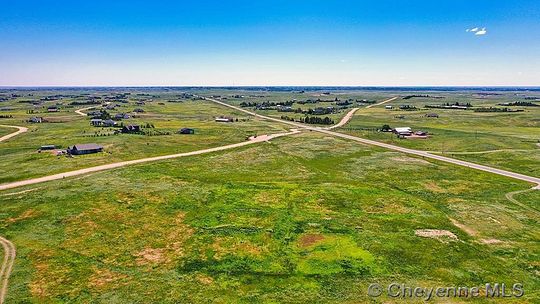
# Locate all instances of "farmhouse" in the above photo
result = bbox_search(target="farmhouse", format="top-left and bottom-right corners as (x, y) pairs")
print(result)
(179, 128), (195, 134)
(215, 117), (233, 122)
(394, 127), (412, 136)
(67, 143), (103, 155)
(122, 124), (140, 133)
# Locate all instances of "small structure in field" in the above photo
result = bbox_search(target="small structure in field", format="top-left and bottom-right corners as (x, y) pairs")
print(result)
(415, 130), (427, 136)
(215, 117), (233, 122)
(425, 113), (439, 118)
(29, 117), (43, 123)
(178, 128), (195, 134)
(394, 127), (412, 136)
(385, 105), (393, 109)
(122, 124), (141, 133)
(39, 145), (56, 150)
(47, 106), (59, 112)
(103, 119), (117, 127)
(133, 108), (145, 113)
(90, 118), (103, 126)
(67, 143), (103, 155)
(114, 113), (130, 120)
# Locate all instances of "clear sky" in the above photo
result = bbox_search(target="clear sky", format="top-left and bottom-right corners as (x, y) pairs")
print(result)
(1, 0), (539, 86)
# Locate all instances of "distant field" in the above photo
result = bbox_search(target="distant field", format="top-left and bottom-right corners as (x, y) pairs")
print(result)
(340, 92), (540, 176)
(0, 99), (288, 183)
(1, 132), (538, 303)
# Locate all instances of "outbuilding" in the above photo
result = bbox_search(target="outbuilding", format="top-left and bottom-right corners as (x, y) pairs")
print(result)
(179, 128), (195, 134)
(67, 143), (103, 155)
(394, 127), (412, 136)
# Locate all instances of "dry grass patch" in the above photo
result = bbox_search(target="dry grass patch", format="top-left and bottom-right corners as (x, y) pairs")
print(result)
(415, 229), (458, 243)
(88, 266), (128, 289)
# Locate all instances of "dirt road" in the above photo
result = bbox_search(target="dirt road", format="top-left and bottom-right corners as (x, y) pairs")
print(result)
(0, 130), (300, 191)
(74, 106), (95, 116)
(0, 236), (15, 304)
(326, 108), (359, 130)
(365, 96), (398, 108)
(0, 125), (28, 143)
(202, 96), (540, 188)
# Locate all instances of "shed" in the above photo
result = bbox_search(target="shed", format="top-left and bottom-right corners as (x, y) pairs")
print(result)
(67, 143), (103, 155)
(179, 128), (195, 134)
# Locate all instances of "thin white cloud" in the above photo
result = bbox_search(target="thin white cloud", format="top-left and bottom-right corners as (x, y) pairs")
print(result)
(466, 27), (486, 36)
(475, 28), (487, 35)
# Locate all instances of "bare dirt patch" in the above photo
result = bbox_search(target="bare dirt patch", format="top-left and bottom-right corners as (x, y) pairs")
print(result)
(449, 218), (477, 236)
(299, 234), (325, 247)
(415, 229), (458, 242)
(479, 238), (503, 244)
(135, 248), (168, 266)
(89, 267), (127, 289)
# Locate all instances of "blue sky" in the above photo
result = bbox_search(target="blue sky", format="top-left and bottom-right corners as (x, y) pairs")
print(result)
(1, 0), (539, 86)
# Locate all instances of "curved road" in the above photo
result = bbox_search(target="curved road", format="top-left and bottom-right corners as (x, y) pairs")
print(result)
(0, 130), (300, 191)
(74, 106), (95, 116)
(0, 236), (15, 304)
(202, 96), (540, 188)
(0, 125), (28, 143)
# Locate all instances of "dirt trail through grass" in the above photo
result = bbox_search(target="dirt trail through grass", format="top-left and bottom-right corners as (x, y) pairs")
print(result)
(0, 125), (28, 143)
(0, 236), (15, 304)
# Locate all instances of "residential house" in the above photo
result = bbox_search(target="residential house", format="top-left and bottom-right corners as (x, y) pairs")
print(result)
(122, 124), (140, 133)
(103, 119), (117, 127)
(29, 116), (43, 123)
(394, 127), (412, 136)
(90, 119), (103, 126)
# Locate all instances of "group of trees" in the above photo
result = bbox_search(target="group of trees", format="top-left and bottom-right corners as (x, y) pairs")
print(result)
(280, 115), (334, 125)
(300, 116), (335, 125)
(502, 101), (538, 107)
(474, 107), (523, 113)
(240, 101), (294, 108)
(0, 114), (13, 119)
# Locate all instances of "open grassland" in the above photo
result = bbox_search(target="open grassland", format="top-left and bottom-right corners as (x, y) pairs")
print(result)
(341, 91), (540, 177)
(0, 99), (288, 183)
(1, 132), (538, 303)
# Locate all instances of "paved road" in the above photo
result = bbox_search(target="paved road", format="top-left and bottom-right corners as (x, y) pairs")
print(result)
(365, 96), (398, 108)
(0, 130), (300, 191)
(203, 96), (540, 188)
(0, 236), (15, 304)
(0, 125), (28, 143)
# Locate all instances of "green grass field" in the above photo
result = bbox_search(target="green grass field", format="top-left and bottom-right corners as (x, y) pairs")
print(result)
(1, 132), (538, 303)
(0, 88), (539, 303)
